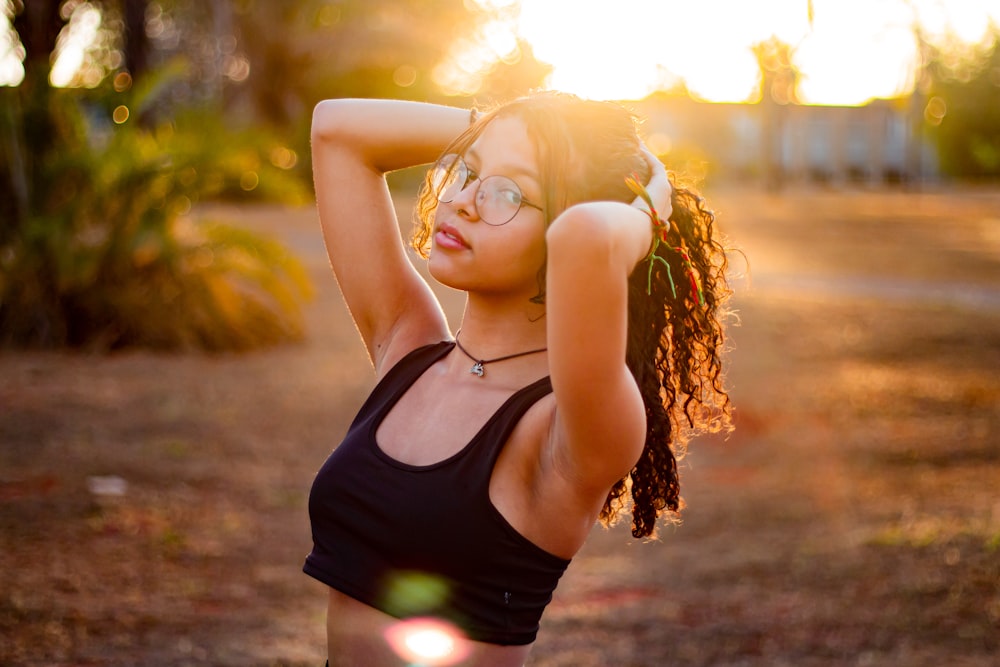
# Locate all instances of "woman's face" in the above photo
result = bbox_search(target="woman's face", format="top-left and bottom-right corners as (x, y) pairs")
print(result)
(428, 116), (548, 301)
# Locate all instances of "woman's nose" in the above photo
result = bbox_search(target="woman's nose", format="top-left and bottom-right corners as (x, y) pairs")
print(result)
(451, 177), (482, 219)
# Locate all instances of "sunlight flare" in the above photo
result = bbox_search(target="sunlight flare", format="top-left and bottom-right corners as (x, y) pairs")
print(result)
(384, 618), (470, 666)
(507, 0), (1000, 104)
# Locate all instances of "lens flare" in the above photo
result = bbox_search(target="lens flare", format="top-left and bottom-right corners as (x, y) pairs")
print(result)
(381, 571), (450, 617)
(384, 617), (470, 666)
(240, 171), (259, 191)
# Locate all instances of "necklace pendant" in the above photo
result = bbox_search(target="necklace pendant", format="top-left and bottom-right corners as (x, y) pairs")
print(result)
(470, 362), (485, 377)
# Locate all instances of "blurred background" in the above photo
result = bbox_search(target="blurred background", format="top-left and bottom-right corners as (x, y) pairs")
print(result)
(1, 1), (999, 665)
(1, 0), (998, 348)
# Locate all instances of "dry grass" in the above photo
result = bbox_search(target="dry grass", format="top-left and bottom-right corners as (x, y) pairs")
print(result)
(2, 186), (999, 666)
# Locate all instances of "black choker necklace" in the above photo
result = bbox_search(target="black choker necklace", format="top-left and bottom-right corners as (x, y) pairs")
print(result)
(453, 331), (547, 378)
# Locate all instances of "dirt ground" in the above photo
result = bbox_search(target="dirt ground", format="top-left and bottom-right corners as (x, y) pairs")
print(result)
(2, 185), (999, 666)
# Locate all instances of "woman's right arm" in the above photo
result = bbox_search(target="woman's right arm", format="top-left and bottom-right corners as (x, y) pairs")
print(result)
(311, 99), (467, 372)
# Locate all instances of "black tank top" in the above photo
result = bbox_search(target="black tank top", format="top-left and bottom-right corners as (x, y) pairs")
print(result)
(303, 341), (570, 646)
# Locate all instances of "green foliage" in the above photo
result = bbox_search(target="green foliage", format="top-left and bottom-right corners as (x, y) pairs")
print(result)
(0, 0), (557, 352)
(925, 27), (1000, 178)
(0, 69), (312, 350)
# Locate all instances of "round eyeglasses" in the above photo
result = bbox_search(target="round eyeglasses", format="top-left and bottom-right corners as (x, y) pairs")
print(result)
(431, 154), (543, 226)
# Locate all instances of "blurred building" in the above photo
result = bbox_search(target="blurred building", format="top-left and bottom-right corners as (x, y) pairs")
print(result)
(633, 96), (939, 186)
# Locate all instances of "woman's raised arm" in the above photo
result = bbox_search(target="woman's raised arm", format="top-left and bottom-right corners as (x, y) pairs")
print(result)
(311, 99), (467, 371)
(544, 150), (671, 495)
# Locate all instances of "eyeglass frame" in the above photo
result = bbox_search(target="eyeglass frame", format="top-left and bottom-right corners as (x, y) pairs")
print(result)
(431, 153), (544, 226)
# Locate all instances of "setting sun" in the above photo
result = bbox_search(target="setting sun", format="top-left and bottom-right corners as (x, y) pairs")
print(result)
(507, 0), (1000, 105)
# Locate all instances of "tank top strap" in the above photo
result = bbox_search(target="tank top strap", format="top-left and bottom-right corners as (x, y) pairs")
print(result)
(347, 341), (455, 430)
(471, 375), (553, 471)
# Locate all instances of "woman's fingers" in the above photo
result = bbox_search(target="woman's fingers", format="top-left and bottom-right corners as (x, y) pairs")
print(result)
(638, 144), (672, 220)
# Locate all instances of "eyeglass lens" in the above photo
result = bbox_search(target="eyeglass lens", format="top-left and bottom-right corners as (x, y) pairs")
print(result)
(432, 154), (527, 226)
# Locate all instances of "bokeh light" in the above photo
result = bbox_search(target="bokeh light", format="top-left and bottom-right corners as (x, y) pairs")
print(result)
(378, 571), (468, 665)
(240, 171), (259, 191)
(381, 570), (451, 617)
(393, 64), (418, 88)
(223, 54), (250, 82)
(384, 617), (470, 666)
(49, 1), (103, 87)
(0, 4), (24, 86)
(924, 96), (947, 126)
(112, 70), (132, 92)
(269, 146), (299, 170)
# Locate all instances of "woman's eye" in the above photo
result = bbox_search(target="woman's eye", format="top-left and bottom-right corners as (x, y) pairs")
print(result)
(498, 186), (521, 205)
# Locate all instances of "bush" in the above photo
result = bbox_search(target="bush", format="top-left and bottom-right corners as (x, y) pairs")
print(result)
(0, 70), (312, 351)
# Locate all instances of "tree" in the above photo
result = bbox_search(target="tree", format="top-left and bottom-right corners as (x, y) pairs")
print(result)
(5, 0), (62, 224)
(120, 0), (151, 80)
(752, 36), (802, 190)
(228, 0), (510, 126)
(924, 27), (1000, 178)
(1, 0), (548, 350)
(1, 0), (311, 349)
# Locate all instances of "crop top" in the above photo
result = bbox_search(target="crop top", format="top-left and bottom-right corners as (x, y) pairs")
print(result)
(303, 341), (571, 646)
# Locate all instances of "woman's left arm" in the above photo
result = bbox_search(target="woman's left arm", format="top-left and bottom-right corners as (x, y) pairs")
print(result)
(545, 152), (670, 494)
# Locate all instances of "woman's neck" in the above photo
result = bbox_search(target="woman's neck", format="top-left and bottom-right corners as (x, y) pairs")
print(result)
(457, 295), (547, 355)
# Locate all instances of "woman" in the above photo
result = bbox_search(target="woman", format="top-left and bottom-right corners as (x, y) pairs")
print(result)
(304, 91), (732, 666)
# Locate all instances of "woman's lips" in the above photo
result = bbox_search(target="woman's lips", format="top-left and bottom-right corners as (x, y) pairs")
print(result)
(435, 222), (469, 250)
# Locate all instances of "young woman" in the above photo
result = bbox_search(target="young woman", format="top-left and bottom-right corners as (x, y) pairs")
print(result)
(304, 91), (732, 666)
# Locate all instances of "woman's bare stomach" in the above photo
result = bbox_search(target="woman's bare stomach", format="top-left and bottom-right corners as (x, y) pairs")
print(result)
(325, 587), (531, 667)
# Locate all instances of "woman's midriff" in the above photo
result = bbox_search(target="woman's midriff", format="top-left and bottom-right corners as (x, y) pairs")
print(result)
(325, 587), (531, 667)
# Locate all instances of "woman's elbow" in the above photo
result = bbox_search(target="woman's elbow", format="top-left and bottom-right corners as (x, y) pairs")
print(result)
(546, 203), (621, 265)
(311, 98), (363, 145)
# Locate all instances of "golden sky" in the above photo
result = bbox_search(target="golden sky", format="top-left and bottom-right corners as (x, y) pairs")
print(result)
(474, 0), (1000, 105)
(3, 0), (999, 105)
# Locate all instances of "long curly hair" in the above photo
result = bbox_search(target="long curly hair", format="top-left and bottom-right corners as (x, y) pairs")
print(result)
(413, 91), (734, 538)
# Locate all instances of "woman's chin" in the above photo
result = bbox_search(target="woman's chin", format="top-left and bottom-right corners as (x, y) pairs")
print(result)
(427, 256), (468, 292)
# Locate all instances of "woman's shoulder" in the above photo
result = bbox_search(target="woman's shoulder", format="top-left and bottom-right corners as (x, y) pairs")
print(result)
(374, 326), (453, 380)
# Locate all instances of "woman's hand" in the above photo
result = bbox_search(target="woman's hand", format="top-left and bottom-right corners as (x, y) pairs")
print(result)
(630, 144), (672, 232)
(311, 99), (464, 371)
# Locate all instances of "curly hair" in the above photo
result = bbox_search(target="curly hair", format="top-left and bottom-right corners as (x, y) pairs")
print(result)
(413, 92), (734, 539)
